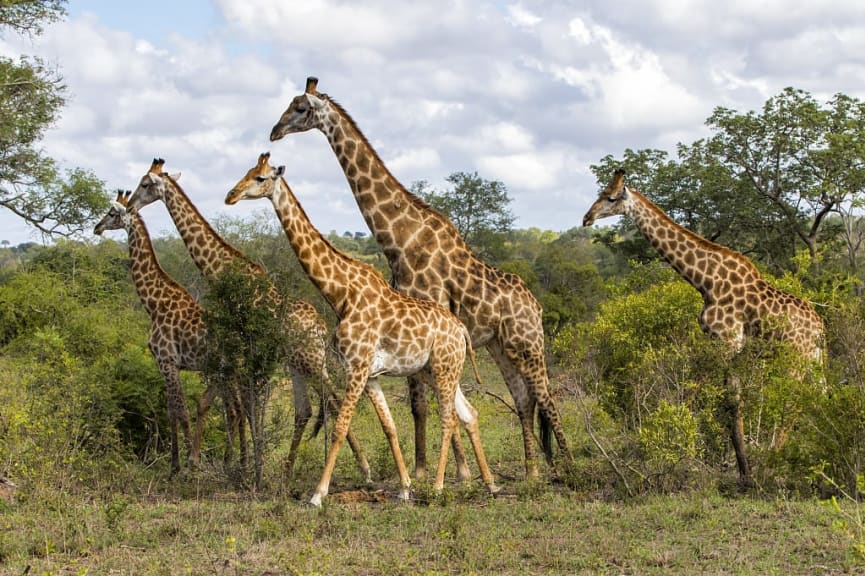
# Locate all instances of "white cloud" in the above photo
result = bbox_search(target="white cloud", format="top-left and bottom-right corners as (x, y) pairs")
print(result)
(2, 0), (865, 246)
(507, 4), (542, 28)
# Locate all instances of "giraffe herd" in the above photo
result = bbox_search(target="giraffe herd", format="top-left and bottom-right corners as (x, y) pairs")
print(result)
(96, 76), (824, 504)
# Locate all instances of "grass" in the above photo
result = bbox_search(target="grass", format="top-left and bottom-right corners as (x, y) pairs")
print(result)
(1, 353), (861, 575)
(1, 487), (857, 575)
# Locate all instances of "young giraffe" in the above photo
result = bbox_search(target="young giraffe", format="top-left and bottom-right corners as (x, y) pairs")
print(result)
(582, 169), (824, 486)
(225, 152), (499, 506)
(125, 159), (370, 481)
(94, 191), (240, 473)
(270, 77), (572, 481)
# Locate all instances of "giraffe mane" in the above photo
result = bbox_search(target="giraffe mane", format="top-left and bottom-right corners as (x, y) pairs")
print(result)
(319, 93), (466, 237)
(160, 171), (254, 266)
(634, 187), (760, 272)
(275, 173), (389, 288)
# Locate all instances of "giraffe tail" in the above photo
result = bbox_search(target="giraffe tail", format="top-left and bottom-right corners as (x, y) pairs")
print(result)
(463, 327), (483, 386)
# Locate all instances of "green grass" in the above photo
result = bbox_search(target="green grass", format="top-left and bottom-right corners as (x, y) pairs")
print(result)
(1, 488), (857, 575)
(1, 352), (861, 574)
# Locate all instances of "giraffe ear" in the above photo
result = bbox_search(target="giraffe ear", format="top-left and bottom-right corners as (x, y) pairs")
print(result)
(275, 165), (285, 177)
(169, 172), (181, 181)
(307, 92), (326, 108)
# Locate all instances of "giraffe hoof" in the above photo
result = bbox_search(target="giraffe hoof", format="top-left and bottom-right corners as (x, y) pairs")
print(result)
(309, 493), (324, 507)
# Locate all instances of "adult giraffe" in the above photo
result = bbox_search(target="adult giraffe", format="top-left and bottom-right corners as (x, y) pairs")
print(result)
(126, 159), (370, 482)
(225, 152), (499, 506)
(94, 191), (240, 473)
(582, 169), (824, 486)
(270, 77), (572, 480)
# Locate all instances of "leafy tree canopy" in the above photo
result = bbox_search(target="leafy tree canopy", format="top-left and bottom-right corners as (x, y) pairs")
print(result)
(0, 0), (109, 239)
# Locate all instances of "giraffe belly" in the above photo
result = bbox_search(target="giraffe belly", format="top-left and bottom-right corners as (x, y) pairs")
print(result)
(370, 347), (430, 378)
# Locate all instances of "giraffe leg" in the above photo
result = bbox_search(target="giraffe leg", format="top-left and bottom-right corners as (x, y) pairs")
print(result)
(454, 385), (499, 493)
(408, 373), (428, 480)
(310, 371), (368, 507)
(486, 341), (541, 479)
(285, 373), (313, 478)
(158, 361), (191, 475)
(364, 378), (412, 501)
(413, 370), (472, 481)
(193, 379), (220, 467)
(324, 390), (372, 483)
(726, 372), (753, 489)
(503, 340), (574, 470)
(433, 397), (456, 493)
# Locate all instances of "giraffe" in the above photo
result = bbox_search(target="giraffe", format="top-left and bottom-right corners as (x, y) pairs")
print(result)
(94, 190), (238, 473)
(125, 159), (370, 482)
(269, 77), (572, 481)
(582, 169), (824, 486)
(225, 152), (500, 506)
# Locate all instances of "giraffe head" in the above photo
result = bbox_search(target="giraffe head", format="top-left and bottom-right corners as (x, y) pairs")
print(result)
(270, 77), (329, 141)
(94, 190), (133, 235)
(225, 152), (285, 205)
(582, 168), (629, 227)
(127, 158), (181, 213)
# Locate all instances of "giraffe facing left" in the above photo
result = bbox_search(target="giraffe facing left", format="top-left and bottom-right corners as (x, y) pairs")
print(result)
(225, 152), (500, 507)
(125, 159), (371, 482)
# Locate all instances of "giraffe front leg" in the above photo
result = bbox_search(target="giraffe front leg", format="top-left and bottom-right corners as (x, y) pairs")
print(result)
(309, 372), (365, 507)
(366, 378), (412, 502)
(725, 372), (754, 489)
(322, 383), (372, 483)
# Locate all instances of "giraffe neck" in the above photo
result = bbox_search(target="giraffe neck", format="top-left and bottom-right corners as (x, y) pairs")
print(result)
(161, 176), (257, 277)
(626, 188), (746, 295)
(125, 213), (190, 316)
(271, 177), (383, 318)
(319, 98), (441, 256)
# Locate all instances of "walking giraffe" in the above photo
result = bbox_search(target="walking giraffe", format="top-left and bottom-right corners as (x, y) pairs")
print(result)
(269, 77), (572, 480)
(94, 191), (241, 473)
(126, 159), (370, 481)
(225, 152), (499, 506)
(582, 169), (824, 486)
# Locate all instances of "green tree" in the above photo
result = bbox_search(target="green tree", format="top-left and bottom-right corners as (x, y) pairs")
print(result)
(592, 88), (865, 274)
(202, 264), (290, 488)
(0, 0), (108, 238)
(706, 88), (834, 263)
(412, 171), (515, 260)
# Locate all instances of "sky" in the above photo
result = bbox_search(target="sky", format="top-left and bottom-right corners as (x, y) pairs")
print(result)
(2, 0), (865, 245)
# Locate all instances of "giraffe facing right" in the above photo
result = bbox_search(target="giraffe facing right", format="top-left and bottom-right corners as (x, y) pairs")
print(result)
(225, 152), (500, 507)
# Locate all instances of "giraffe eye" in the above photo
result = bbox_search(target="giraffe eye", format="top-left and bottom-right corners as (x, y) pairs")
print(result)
(295, 106), (307, 114)
(255, 176), (266, 183)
